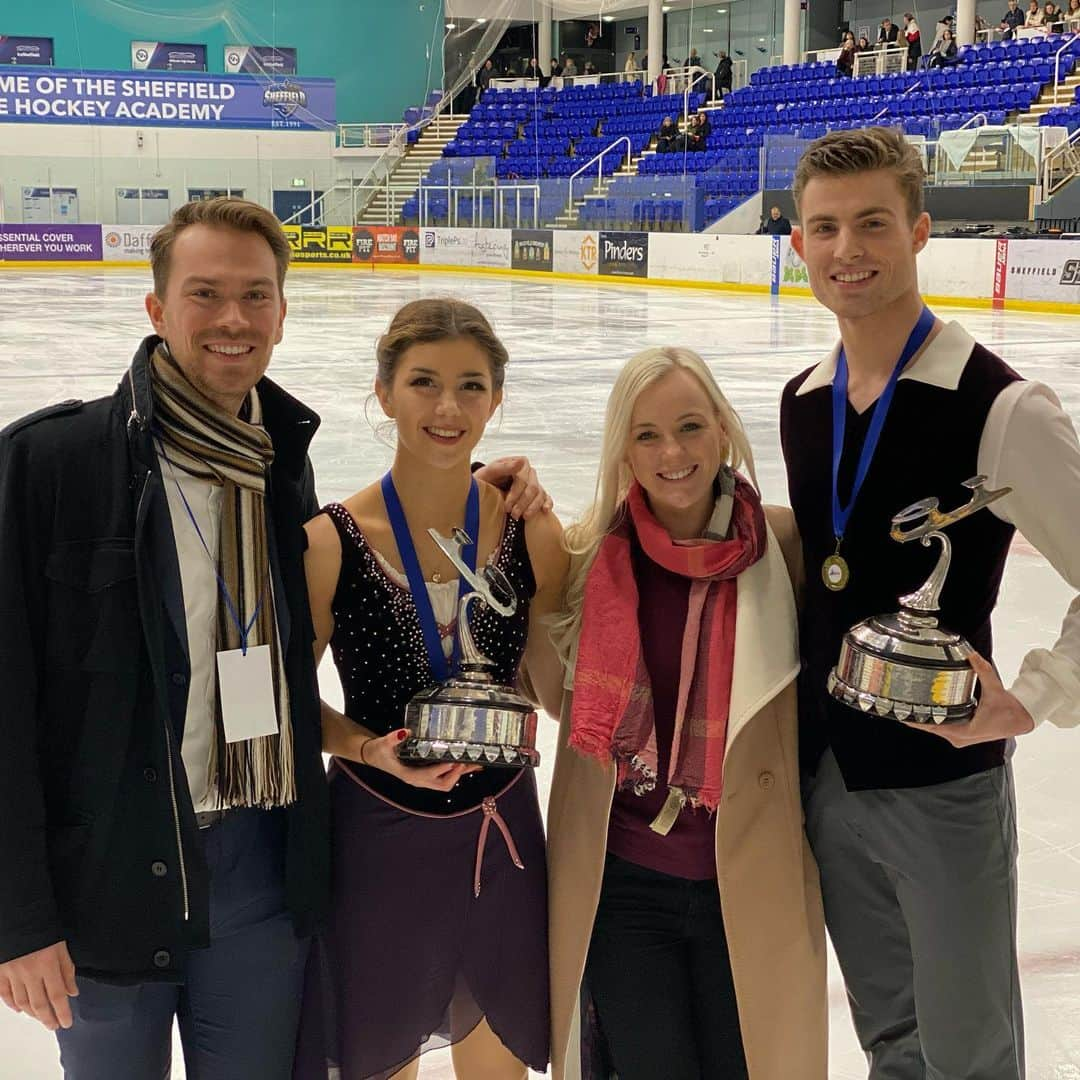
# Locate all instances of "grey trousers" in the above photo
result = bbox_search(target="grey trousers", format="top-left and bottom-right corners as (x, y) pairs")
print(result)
(804, 748), (1024, 1080)
(56, 809), (309, 1080)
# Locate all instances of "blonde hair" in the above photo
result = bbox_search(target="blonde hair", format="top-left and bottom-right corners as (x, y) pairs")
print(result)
(550, 346), (757, 669)
(792, 125), (926, 223)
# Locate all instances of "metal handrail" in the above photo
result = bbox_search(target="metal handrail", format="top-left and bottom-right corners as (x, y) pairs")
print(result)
(338, 123), (407, 149)
(1053, 31), (1079, 92)
(567, 136), (632, 213)
(682, 68), (716, 120)
(958, 111), (990, 129)
(1042, 124), (1080, 197)
(415, 181), (541, 228)
(489, 70), (649, 90)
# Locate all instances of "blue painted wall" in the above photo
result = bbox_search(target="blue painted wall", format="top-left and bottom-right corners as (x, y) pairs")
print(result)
(4, 0), (444, 123)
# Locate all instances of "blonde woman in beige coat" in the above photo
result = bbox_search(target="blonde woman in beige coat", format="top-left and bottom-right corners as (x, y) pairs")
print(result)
(528, 347), (827, 1080)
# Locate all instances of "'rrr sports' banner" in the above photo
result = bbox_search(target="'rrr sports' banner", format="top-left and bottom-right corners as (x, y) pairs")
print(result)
(283, 225), (353, 263)
(0, 67), (335, 130)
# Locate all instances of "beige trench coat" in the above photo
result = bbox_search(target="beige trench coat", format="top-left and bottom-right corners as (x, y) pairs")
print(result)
(546, 507), (828, 1080)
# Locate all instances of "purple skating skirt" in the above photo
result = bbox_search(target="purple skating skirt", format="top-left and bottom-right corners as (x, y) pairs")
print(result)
(293, 760), (549, 1079)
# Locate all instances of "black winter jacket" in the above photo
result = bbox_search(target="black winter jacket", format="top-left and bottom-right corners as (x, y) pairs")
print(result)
(0, 336), (330, 982)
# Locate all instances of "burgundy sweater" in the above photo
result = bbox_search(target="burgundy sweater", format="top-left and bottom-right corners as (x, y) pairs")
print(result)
(605, 535), (718, 881)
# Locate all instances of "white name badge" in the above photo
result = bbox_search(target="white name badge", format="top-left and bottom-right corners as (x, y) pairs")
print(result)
(216, 645), (279, 743)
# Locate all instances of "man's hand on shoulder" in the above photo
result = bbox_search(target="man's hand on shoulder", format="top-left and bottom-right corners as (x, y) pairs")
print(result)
(0, 940), (78, 1031)
(902, 652), (1036, 747)
(473, 456), (553, 520)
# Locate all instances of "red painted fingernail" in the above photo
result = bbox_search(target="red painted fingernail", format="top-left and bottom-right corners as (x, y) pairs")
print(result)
(397, 729), (409, 741)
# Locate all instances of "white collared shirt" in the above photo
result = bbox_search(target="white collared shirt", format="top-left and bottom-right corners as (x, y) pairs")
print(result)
(159, 458), (223, 811)
(796, 320), (1080, 728)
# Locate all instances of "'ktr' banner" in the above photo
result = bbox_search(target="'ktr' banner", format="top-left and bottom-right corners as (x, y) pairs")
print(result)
(0, 68), (335, 130)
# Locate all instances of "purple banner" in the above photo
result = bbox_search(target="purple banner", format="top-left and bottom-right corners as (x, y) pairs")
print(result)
(225, 45), (297, 75)
(0, 36), (54, 65)
(0, 224), (102, 261)
(131, 42), (208, 72)
(0, 68), (335, 130)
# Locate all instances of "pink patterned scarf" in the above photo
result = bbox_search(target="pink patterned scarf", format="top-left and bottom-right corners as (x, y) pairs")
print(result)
(570, 470), (766, 821)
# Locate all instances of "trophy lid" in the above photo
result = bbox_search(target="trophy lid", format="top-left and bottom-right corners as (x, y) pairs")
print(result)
(848, 612), (973, 667)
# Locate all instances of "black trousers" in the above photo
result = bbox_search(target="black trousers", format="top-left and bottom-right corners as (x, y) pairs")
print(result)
(585, 853), (748, 1080)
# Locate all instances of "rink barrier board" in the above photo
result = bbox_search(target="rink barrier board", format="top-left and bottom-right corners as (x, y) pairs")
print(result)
(3, 226), (1080, 315)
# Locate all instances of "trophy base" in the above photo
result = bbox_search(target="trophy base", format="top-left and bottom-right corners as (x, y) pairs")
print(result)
(827, 669), (975, 725)
(398, 736), (540, 769)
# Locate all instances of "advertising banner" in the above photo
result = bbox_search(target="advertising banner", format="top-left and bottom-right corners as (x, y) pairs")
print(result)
(131, 42), (208, 72)
(420, 228), (511, 269)
(649, 232), (742, 284)
(225, 46), (298, 76)
(598, 231), (649, 278)
(553, 230), (598, 275)
(283, 225), (353, 263)
(1000, 239), (1080, 303)
(0, 224), (101, 261)
(776, 237), (809, 293)
(993, 238), (1008, 307)
(102, 225), (157, 261)
(0, 36), (54, 65)
(0, 68), (335, 130)
(510, 229), (553, 271)
(353, 226), (420, 264)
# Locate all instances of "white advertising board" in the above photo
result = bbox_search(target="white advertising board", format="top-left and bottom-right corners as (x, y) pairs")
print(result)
(918, 238), (997, 301)
(101, 224), (157, 261)
(999, 239), (1080, 303)
(553, 230), (599, 275)
(419, 227), (511, 269)
(648, 233), (773, 287)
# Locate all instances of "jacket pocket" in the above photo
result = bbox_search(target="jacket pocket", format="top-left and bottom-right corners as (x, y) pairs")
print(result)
(44, 539), (139, 671)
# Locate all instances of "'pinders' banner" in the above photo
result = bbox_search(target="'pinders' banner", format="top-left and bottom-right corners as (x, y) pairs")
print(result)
(0, 68), (335, 131)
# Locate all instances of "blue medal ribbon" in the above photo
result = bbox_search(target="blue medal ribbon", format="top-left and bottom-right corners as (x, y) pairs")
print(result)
(157, 437), (266, 655)
(831, 306), (936, 547)
(381, 471), (480, 682)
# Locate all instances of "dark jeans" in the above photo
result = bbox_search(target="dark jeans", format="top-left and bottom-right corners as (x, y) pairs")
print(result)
(56, 809), (309, 1080)
(585, 853), (748, 1080)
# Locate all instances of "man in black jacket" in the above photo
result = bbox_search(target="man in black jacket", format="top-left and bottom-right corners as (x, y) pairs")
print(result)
(0, 198), (330, 1077)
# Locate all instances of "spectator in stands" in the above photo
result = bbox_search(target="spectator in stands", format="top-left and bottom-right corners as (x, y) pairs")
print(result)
(526, 57), (542, 81)
(878, 18), (901, 45)
(657, 116), (680, 153)
(1069, 0), (1080, 27)
(858, 34), (872, 51)
(837, 38), (857, 76)
(757, 205), (793, 234)
(1025, 0), (1046, 25)
(687, 47), (703, 69)
(841, 30), (856, 45)
(476, 59), (494, 100)
(903, 13), (922, 70)
(1000, 0), (1026, 34)
(715, 50), (734, 96)
(624, 51), (639, 82)
(687, 111), (711, 151)
(563, 55), (579, 77)
(550, 58), (562, 77)
(584, 60), (599, 75)
(928, 28), (959, 67)
(1044, 1), (1066, 31)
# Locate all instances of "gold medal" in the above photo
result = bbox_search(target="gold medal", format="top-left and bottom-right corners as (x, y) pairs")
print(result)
(822, 541), (850, 592)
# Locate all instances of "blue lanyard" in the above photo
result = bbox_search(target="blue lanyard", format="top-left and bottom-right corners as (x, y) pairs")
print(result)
(381, 472), (480, 682)
(831, 306), (936, 544)
(156, 438), (266, 655)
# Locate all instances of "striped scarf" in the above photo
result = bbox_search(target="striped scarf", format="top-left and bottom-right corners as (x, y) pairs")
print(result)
(150, 345), (296, 808)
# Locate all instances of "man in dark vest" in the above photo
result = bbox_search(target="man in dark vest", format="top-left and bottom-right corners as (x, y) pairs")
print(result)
(780, 127), (1080, 1077)
(0, 198), (548, 1077)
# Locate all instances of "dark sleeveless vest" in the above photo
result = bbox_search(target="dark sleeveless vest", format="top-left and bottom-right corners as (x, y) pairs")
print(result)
(781, 338), (1022, 790)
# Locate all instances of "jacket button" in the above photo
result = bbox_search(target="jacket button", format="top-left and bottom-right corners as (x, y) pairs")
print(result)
(758, 770), (775, 790)
(151, 861), (168, 878)
(171, 672), (187, 686)
(144, 767), (158, 783)
(152, 950), (171, 968)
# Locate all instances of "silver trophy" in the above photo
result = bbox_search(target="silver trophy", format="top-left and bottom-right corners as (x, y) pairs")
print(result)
(397, 527), (540, 768)
(827, 476), (1011, 725)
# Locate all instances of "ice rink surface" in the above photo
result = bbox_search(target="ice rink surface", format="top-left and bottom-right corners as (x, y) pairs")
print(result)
(2, 265), (1079, 1078)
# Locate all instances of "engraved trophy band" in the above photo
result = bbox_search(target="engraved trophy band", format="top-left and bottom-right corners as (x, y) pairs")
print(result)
(827, 475), (1011, 725)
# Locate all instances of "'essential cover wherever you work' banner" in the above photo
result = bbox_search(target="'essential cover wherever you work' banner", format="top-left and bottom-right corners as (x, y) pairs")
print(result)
(0, 224), (102, 261)
(0, 68), (335, 130)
